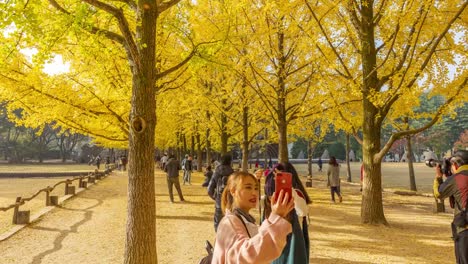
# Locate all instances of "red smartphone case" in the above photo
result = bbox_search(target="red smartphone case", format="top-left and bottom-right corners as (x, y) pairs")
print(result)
(274, 172), (292, 202)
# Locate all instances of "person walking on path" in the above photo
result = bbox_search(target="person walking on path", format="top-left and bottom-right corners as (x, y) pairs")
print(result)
(317, 157), (323, 172)
(263, 162), (312, 264)
(327, 156), (342, 203)
(161, 153), (168, 171)
(182, 155), (193, 185)
(95, 155), (102, 170)
(121, 156), (128, 171)
(208, 154), (234, 231)
(165, 154), (185, 203)
(212, 171), (294, 264)
(433, 150), (468, 264)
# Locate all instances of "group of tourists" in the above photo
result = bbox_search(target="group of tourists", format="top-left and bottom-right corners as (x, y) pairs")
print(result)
(161, 152), (314, 263)
(161, 150), (468, 263)
(88, 148), (468, 263)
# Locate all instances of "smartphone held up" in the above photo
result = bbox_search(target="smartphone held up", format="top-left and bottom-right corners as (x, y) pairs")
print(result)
(274, 172), (292, 202)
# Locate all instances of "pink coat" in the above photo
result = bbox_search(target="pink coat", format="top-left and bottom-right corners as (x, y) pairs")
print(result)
(212, 211), (292, 264)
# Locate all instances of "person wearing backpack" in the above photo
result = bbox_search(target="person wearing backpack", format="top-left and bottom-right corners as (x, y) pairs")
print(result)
(433, 150), (468, 264)
(208, 154), (234, 231)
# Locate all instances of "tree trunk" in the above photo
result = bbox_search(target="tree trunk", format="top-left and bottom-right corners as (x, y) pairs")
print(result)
(124, 2), (157, 263)
(407, 135), (417, 191)
(277, 119), (288, 163)
(183, 133), (187, 156)
(360, 1), (387, 225)
(206, 127), (211, 167)
(346, 134), (352, 182)
(276, 27), (288, 163)
(241, 106), (249, 172)
(191, 135), (195, 157)
(196, 133), (203, 172)
(175, 133), (180, 161)
(361, 116), (387, 224)
(307, 139), (313, 177)
(220, 111), (228, 155)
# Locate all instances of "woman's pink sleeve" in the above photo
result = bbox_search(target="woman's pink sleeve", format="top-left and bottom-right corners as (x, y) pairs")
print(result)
(213, 213), (291, 264)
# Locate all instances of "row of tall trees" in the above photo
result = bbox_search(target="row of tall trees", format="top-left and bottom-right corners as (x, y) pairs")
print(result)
(1, 0), (466, 263)
(0, 106), (88, 162)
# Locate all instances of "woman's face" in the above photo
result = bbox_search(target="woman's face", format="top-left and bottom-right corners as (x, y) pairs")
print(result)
(233, 176), (259, 213)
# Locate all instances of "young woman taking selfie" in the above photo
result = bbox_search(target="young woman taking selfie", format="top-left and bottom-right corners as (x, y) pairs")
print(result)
(211, 171), (295, 264)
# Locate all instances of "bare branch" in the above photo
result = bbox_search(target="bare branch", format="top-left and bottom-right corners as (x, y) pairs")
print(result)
(377, 5), (425, 89)
(157, 40), (221, 80)
(81, 0), (140, 71)
(57, 117), (128, 142)
(68, 77), (129, 134)
(346, 0), (363, 38)
(306, 1), (353, 79)
(113, 0), (136, 11)
(373, 0), (388, 26)
(158, 0), (181, 15)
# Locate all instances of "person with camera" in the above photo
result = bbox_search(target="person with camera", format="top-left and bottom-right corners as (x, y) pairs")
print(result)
(433, 150), (468, 264)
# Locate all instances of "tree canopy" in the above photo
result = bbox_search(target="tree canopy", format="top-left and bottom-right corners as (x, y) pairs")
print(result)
(1, 0), (467, 262)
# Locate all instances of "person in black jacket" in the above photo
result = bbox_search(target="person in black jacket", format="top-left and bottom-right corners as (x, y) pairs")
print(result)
(433, 150), (468, 264)
(207, 154), (234, 231)
(165, 154), (185, 203)
(202, 166), (213, 187)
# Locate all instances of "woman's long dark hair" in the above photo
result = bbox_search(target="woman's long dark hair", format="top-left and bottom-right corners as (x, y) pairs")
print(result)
(329, 156), (339, 167)
(221, 154), (232, 166)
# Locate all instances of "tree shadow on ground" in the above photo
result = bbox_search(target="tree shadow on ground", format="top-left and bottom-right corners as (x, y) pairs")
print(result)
(156, 215), (212, 222)
(311, 257), (372, 264)
(28, 199), (103, 264)
(155, 193), (212, 197)
(308, 186), (453, 264)
(178, 200), (214, 205)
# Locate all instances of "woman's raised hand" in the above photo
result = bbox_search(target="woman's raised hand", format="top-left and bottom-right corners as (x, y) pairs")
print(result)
(271, 190), (295, 218)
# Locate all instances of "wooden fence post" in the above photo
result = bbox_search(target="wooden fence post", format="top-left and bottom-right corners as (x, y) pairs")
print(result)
(65, 180), (75, 195)
(12, 197), (21, 224)
(12, 197), (29, 225)
(65, 180), (69, 195)
(46, 188), (50, 206)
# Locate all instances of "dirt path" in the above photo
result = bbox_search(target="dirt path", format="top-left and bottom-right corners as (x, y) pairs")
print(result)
(0, 170), (456, 264)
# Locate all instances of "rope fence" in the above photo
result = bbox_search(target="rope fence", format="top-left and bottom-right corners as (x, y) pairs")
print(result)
(0, 165), (116, 225)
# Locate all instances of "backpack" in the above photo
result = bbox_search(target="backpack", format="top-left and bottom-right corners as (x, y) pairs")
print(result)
(198, 240), (213, 264)
(216, 175), (229, 197)
(453, 170), (468, 228)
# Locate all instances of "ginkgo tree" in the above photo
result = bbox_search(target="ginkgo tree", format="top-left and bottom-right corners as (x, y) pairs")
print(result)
(1, 0), (210, 263)
(236, 0), (327, 162)
(306, 0), (467, 224)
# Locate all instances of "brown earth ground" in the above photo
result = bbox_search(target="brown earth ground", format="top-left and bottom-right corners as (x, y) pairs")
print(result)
(0, 167), (456, 264)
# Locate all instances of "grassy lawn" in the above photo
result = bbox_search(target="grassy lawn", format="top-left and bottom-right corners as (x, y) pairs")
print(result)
(0, 163), (93, 172)
(293, 162), (436, 193)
